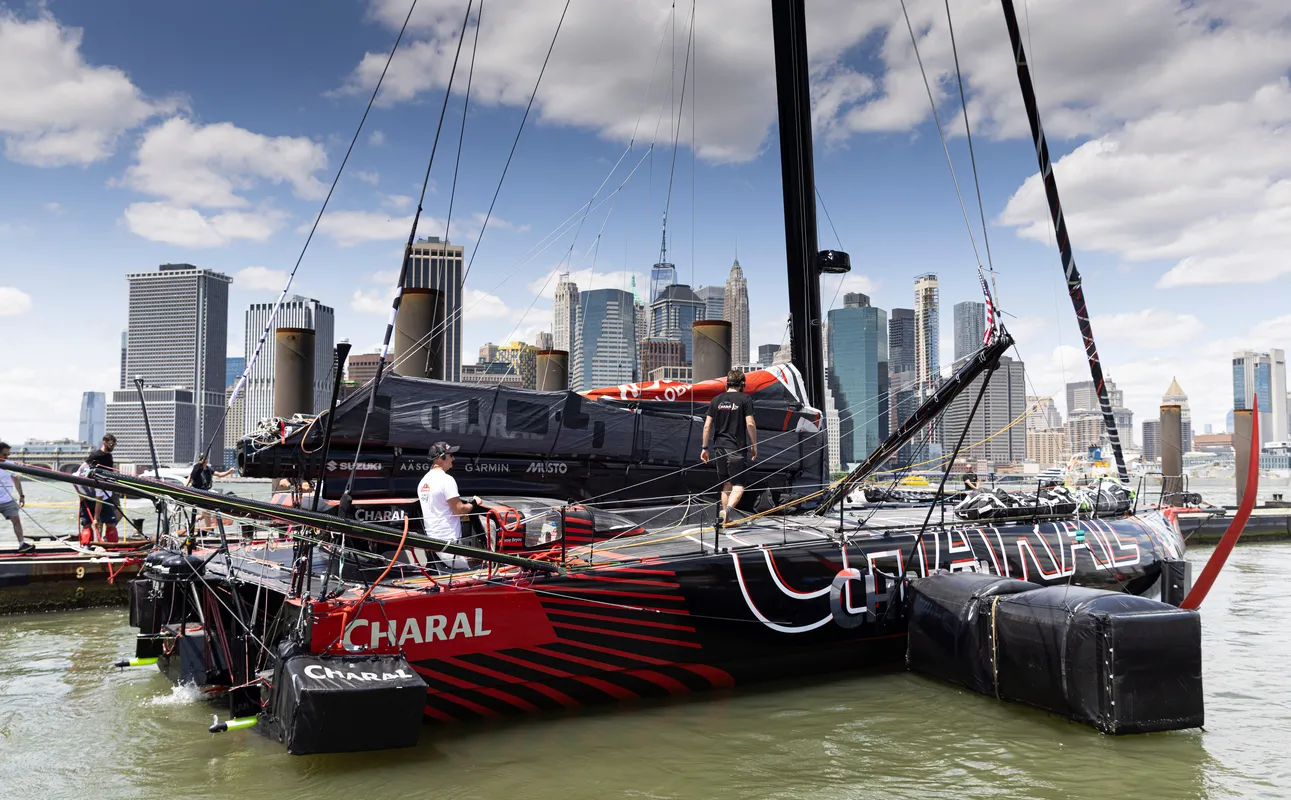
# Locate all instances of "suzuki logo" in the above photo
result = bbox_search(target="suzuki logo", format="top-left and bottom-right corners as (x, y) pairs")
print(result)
(326, 460), (339, 472)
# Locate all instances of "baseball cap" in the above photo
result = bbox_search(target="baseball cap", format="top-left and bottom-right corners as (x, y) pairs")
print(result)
(429, 441), (460, 459)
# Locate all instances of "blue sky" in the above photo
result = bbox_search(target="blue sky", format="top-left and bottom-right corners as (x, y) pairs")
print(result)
(1, 0), (1289, 444)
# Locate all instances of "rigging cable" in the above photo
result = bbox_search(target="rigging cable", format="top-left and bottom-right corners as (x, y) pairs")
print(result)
(343, 0), (476, 498)
(200, 0), (421, 462)
(460, 0), (573, 287)
(658, 1), (696, 265)
(441, 0), (484, 251)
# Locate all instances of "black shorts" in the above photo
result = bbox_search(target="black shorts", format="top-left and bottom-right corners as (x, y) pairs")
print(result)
(713, 447), (746, 486)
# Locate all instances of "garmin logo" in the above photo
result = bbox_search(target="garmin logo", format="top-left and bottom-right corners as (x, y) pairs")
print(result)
(465, 462), (511, 474)
(343, 609), (492, 649)
(526, 461), (568, 475)
(303, 664), (413, 682)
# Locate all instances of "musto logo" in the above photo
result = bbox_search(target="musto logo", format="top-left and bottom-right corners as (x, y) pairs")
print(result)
(526, 461), (568, 474)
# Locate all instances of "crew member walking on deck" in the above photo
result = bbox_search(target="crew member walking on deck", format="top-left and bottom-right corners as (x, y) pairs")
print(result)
(76, 433), (118, 544)
(187, 455), (235, 531)
(701, 370), (757, 523)
(0, 442), (33, 553)
(417, 441), (483, 570)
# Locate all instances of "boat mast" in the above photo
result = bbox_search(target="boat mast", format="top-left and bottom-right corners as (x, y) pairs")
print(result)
(999, 0), (1128, 484)
(771, 0), (825, 410)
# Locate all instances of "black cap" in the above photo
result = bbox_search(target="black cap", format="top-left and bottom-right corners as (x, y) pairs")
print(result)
(429, 441), (460, 459)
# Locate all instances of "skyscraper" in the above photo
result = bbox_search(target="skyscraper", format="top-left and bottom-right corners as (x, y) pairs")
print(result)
(106, 263), (231, 466)
(723, 259), (750, 367)
(952, 300), (985, 363)
(696, 285), (724, 322)
(1026, 396), (1063, 430)
(1067, 377), (1133, 447)
(1142, 419), (1161, 463)
(758, 344), (779, 367)
(1163, 377), (1193, 453)
(649, 259), (676, 303)
(887, 307), (918, 463)
(1233, 349), (1288, 443)
(914, 274), (939, 400)
(640, 338), (686, 382)
(942, 356), (1028, 466)
(225, 357), (245, 389)
(535, 331), (553, 351)
(553, 272), (578, 353)
(78, 391), (105, 445)
(573, 288), (637, 390)
(119, 331), (127, 389)
(403, 236), (464, 381)
(242, 295), (335, 437)
(650, 284), (706, 364)
(826, 294), (888, 467)
(346, 352), (381, 384)
(495, 341), (540, 389)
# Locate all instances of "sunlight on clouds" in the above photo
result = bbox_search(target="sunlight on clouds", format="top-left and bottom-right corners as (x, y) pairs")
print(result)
(234, 267), (289, 292)
(0, 286), (33, 316)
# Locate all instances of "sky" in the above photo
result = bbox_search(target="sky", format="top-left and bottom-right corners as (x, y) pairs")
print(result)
(1, 0), (1289, 445)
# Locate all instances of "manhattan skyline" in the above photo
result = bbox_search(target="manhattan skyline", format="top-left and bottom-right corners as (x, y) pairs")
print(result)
(2, 1), (1289, 442)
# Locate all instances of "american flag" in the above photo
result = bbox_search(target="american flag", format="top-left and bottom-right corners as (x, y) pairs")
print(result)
(977, 266), (997, 345)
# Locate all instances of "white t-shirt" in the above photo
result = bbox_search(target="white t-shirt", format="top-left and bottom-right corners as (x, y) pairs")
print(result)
(0, 468), (14, 504)
(417, 468), (462, 542)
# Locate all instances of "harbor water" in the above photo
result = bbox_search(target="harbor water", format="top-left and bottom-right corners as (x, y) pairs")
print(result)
(2, 480), (1290, 798)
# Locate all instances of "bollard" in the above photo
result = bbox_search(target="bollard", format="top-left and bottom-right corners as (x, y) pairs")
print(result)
(535, 350), (569, 391)
(274, 328), (315, 417)
(1160, 404), (1183, 503)
(393, 288), (445, 379)
(1234, 409), (1253, 507)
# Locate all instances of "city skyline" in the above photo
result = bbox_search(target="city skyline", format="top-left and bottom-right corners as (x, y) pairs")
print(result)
(3, 3), (1288, 445)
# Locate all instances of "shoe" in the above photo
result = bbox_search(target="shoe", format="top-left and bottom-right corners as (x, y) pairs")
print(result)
(17, 542), (36, 553)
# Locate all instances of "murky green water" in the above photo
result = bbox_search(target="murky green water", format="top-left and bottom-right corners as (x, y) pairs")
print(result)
(2, 478), (1289, 798)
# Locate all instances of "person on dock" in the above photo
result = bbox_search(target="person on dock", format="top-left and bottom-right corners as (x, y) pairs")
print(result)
(76, 434), (119, 544)
(0, 442), (34, 553)
(417, 441), (483, 571)
(701, 369), (758, 523)
(186, 455), (235, 532)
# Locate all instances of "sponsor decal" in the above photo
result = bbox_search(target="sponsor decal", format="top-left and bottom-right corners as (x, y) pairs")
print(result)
(526, 461), (568, 475)
(325, 460), (383, 473)
(303, 664), (413, 682)
(312, 589), (557, 660)
(354, 508), (408, 523)
(465, 462), (511, 474)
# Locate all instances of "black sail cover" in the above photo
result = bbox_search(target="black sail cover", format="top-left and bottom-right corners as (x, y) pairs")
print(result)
(238, 367), (825, 506)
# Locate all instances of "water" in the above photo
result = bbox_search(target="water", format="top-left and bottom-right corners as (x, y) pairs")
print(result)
(2, 479), (1289, 798)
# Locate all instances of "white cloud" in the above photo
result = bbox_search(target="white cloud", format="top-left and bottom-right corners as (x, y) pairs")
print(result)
(43, 202), (62, 214)
(462, 288), (514, 322)
(355, 170), (380, 185)
(0, 10), (177, 166)
(0, 286), (33, 316)
(351, 286), (396, 315)
(1091, 309), (1204, 346)
(820, 273), (879, 309)
(381, 194), (412, 211)
(123, 117), (327, 208)
(310, 210), (446, 247)
(234, 266), (288, 291)
(123, 202), (286, 247)
(526, 266), (645, 300)
(368, 130), (387, 147)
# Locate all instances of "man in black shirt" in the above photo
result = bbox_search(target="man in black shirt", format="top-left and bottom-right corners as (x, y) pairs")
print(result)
(701, 370), (757, 522)
(86, 434), (116, 470)
(186, 455), (235, 531)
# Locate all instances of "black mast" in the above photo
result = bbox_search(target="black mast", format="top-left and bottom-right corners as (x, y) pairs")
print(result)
(771, 0), (825, 410)
(999, 0), (1127, 483)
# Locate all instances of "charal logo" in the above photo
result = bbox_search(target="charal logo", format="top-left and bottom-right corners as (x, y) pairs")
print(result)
(354, 508), (408, 523)
(526, 461), (568, 475)
(343, 609), (492, 650)
(303, 664), (413, 683)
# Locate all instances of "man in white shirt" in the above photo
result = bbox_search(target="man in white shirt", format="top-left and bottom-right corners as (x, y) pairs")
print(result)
(0, 442), (34, 553)
(417, 441), (482, 570)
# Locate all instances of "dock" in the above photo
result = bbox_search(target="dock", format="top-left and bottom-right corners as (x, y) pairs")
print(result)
(1174, 506), (1291, 545)
(0, 539), (146, 614)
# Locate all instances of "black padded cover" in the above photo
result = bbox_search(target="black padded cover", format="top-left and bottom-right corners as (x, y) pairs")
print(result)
(906, 573), (1040, 694)
(906, 576), (1204, 734)
(267, 654), (427, 755)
